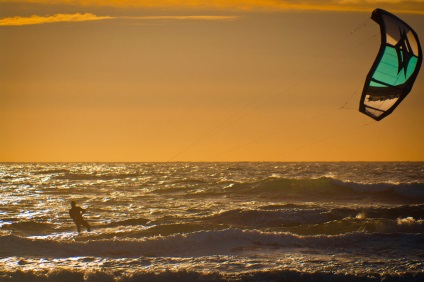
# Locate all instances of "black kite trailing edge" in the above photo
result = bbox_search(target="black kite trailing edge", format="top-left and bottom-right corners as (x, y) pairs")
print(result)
(359, 8), (422, 121)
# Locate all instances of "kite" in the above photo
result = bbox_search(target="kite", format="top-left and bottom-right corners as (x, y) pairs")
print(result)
(359, 8), (422, 121)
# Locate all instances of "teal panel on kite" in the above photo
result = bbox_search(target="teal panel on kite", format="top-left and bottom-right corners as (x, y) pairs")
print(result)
(359, 8), (422, 121)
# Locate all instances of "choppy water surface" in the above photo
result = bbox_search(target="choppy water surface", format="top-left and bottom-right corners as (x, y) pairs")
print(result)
(1, 162), (423, 281)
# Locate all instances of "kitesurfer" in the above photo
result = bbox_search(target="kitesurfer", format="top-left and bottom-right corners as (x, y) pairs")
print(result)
(69, 201), (91, 233)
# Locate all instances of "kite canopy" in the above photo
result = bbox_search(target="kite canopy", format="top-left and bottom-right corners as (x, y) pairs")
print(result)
(359, 8), (422, 121)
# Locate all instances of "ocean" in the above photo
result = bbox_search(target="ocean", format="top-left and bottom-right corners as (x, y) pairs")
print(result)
(0, 162), (423, 281)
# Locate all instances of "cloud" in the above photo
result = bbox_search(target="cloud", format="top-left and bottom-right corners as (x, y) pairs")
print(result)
(0, 13), (240, 26)
(0, 13), (112, 26)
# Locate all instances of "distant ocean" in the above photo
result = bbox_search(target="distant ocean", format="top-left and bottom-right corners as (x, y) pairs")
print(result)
(1, 162), (423, 281)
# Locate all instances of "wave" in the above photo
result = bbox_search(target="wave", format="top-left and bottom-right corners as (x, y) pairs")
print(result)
(206, 208), (330, 228)
(133, 223), (213, 237)
(1, 229), (422, 259)
(0, 221), (55, 235)
(223, 177), (424, 203)
(203, 204), (424, 234)
(1, 268), (423, 282)
(170, 178), (208, 185)
(103, 218), (150, 228)
(328, 204), (424, 220)
(205, 207), (424, 234)
(33, 169), (70, 175)
(52, 172), (139, 181)
(3, 204), (422, 238)
(286, 216), (424, 235)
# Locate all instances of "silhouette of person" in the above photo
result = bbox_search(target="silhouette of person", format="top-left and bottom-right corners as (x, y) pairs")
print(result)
(69, 201), (91, 233)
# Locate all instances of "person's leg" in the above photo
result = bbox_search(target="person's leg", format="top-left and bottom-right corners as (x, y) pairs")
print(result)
(82, 219), (91, 232)
(73, 219), (81, 233)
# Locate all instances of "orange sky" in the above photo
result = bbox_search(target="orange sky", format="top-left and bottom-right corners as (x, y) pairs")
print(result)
(1, 1), (424, 162)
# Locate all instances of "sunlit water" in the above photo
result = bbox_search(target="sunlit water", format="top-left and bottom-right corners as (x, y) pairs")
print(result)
(1, 162), (423, 281)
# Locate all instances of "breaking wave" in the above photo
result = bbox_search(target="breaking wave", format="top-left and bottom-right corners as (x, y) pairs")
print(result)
(2, 229), (423, 258)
